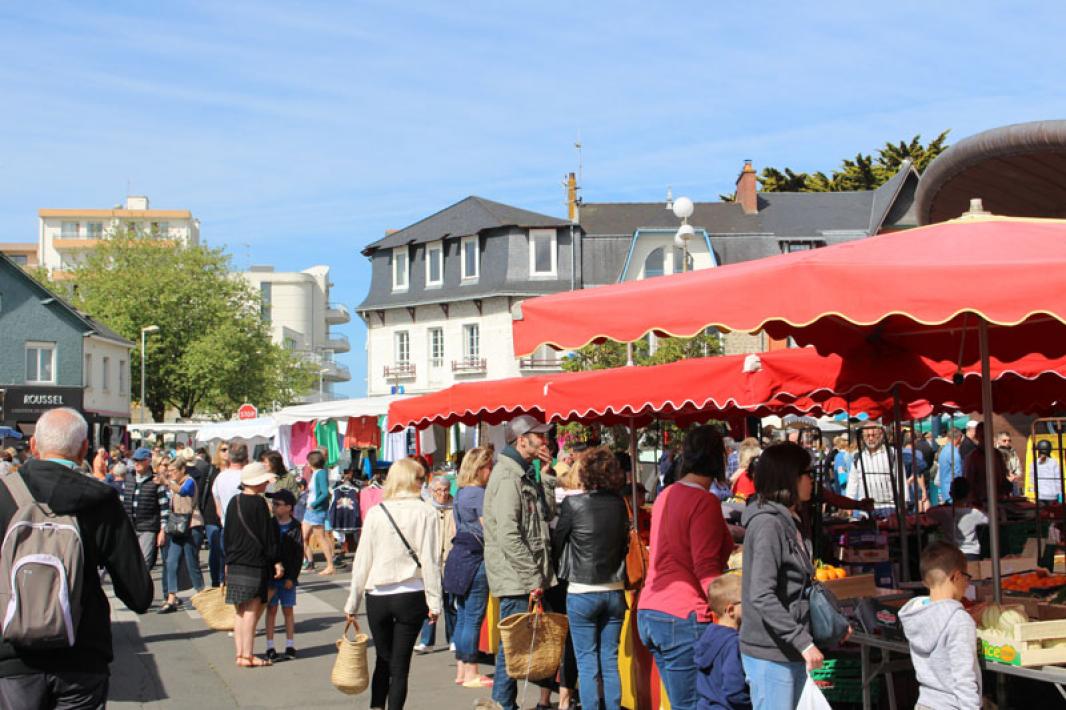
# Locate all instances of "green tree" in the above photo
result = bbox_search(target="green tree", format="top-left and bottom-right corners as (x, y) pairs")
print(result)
(757, 131), (950, 193)
(65, 228), (316, 420)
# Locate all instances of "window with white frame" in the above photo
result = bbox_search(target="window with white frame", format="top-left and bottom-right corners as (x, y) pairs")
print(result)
(463, 324), (480, 359)
(25, 342), (55, 384)
(60, 222), (79, 239)
(84, 354), (92, 388)
(86, 222), (103, 238)
(152, 221), (169, 237)
(392, 247), (409, 291)
(461, 236), (479, 280)
(428, 328), (444, 368)
(119, 360), (127, 394)
(644, 247), (665, 278)
(425, 242), (443, 286)
(102, 356), (110, 391)
(529, 229), (557, 277)
(395, 330), (410, 364)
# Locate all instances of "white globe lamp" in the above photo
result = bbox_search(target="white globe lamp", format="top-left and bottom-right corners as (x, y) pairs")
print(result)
(672, 196), (694, 220)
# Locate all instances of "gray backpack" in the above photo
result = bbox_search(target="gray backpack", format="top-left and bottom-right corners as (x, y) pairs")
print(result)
(0, 472), (84, 648)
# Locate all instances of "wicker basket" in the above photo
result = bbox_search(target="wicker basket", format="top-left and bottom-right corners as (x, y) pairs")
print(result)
(331, 619), (370, 695)
(190, 586), (219, 613)
(198, 586), (235, 631)
(498, 598), (569, 681)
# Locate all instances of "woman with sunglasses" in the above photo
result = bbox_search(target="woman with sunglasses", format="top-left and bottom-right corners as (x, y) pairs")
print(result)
(740, 443), (833, 709)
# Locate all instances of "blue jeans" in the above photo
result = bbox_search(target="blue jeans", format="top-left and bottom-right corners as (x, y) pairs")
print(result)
(492, 595), (533, 710)
(165, 527), (205, 596)
(204, 524), (224, 587)
(636, 609), (708, 710)
(741, 655), (806, 710)
(567, 590), (626, 710)
(452, 562), (490, 663)
(419, 588), (456, 647)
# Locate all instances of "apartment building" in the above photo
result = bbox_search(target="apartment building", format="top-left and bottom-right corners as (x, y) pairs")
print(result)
(357, 197), (576, 396)
(38, 195), (200, 279)
(0, 243), (38, 269)
(242, 265), (351, 401)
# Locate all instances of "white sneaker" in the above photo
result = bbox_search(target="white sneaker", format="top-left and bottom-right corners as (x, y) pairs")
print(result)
(414, 643), (431, 654)
(450, 642), (456, 651)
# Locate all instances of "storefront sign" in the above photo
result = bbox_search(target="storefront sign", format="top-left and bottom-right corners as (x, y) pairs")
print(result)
(0, 386), (84, 423)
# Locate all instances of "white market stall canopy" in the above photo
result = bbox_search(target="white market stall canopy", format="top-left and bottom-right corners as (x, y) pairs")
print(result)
(128, 422), (208, 437)
(195, 417), (279, 444)
(273, 395), (409, 426)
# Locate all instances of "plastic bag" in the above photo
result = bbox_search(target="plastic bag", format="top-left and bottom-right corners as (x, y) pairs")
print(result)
(797, 675), (832, 710)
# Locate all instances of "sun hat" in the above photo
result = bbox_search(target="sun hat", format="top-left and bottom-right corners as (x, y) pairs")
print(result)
(240, 462), (276, 487)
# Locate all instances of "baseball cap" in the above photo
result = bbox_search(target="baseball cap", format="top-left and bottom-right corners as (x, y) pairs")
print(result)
(966, 420), (979, 430)
(507, 415), (549, 442)
(267, 488), (296, 506)
(131, 447), (152, 461)
(240, 462), (277, 487)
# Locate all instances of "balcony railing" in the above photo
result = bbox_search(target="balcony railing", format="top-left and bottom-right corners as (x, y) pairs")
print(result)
(384, 362), (417, 380)
(325, 302), (350, 324)
(519, 356), (563, 371)
(325, 333), (350, 353)
(452, 357), (487, 374)
(320, 360), (351, 381)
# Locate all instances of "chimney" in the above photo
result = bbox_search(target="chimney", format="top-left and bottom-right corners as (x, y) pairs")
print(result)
(125, 195), (149, 210)
(735, 160), (758, 215)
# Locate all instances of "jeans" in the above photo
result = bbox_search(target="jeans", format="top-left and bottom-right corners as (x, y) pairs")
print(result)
(492, 595), (535, 710)
(419, 588), (456, 647)
(636, 609), (708, 710)
(165, 527), (205, 596)
(204, 524), (224, 587)
(741, 654), (806, 710)
(452, 562), (489, 663)
(567, 590), (626, 710)
(0, 671), (108, 709)
(365, 590), (428, 710)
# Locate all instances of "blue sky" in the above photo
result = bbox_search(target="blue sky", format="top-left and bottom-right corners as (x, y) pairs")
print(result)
(2, 1), (1064, 397)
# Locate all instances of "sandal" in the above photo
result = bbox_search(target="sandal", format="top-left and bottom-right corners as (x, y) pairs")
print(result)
(236, 655), (272, 668)
(462, 676), (494, 688)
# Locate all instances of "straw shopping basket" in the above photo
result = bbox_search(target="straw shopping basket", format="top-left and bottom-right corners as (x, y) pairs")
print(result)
(331, 619), (370, 695)
(498, 595), (569, 681)
(193, 586), (235, 631)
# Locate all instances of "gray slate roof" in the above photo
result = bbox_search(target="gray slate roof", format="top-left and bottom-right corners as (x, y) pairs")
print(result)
(362, 196), (570, 254)
(0, 252), (134, 347)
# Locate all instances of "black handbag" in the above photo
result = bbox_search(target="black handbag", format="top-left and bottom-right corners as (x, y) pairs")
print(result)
(805, 580), (850, 645)
(165, 512), (191, 536)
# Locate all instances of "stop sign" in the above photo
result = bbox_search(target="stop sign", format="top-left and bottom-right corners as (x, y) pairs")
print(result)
(237, 403), (258, 420)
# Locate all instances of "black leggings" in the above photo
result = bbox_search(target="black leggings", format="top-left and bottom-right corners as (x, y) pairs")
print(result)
(365, 590), (429, 709)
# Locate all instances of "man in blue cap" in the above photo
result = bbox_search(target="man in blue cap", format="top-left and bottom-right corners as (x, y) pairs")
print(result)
(123, 447), (169, 587)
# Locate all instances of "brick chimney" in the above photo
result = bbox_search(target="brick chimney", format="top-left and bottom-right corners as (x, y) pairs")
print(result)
(735, 160), (758, 215)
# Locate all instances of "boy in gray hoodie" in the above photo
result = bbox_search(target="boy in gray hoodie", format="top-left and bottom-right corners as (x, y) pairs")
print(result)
(899, 541), (981, 709)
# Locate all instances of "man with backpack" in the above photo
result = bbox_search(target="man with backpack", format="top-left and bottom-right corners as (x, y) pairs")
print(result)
(0, 407), (152, 707)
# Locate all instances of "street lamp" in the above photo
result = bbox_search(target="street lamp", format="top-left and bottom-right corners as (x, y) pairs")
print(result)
(139, 325), (160, 423)
(672, 196), (695, 273)
(319, 368), (329, 401)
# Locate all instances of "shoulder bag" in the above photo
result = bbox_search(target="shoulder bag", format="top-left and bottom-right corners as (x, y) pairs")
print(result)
(623, 498), (649, 589)
(165, 480), (196, 536)
(379, 503), (421, 568)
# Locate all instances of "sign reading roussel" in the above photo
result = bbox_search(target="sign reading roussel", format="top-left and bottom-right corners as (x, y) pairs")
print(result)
(0, 387), (85, 423)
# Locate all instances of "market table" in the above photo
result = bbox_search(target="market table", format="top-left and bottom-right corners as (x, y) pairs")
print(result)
(848, 631), (1066, 709)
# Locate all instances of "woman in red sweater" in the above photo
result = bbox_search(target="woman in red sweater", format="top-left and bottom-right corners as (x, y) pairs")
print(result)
(637, 425), (734, 710)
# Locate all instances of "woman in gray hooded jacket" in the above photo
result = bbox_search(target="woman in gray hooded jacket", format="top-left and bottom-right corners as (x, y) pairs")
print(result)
(739, 443), (822, 710)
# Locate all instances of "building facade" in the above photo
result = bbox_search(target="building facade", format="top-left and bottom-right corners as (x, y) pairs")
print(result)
(0, 253), (133, 436)
(0, 243), (38, 269)
(38, 195), (200, 279)
(358, 196), (576, 396)
(241, 265), (351, 401)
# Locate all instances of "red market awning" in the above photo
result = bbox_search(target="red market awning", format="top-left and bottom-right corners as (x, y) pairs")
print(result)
(512, 215), (1066, 363)
(386, 374), (555, 432)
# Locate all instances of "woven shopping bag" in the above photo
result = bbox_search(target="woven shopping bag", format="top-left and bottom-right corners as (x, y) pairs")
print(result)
(331, 619), (370, 695)
(498, 595), (569, 681)
(197, 586), (235, 631)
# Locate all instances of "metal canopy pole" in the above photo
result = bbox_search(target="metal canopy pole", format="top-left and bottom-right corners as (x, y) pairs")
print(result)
(892, 390), (910, 583)
(979, 320), (1003, 605)
(629, 416), (640, 532)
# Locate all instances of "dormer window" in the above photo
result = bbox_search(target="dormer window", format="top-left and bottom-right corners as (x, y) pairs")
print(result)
(392, 246), (409, 291)
(426, 241), (443, 287)
(461, 236), (479, 281)
(529, 229), (557, 277)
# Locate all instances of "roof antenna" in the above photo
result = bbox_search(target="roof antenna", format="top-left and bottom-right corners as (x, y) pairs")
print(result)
(665, 186), (674, 211)
(574, 139), (583, 191)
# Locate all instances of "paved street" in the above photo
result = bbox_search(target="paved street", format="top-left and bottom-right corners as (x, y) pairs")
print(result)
(107, 554), (495, 709)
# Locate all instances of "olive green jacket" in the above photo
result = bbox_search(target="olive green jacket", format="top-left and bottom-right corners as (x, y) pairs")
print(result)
(483, 447), (555, 598)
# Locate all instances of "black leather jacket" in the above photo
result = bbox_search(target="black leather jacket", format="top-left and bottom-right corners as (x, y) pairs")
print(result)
(552, 490), (629, 586)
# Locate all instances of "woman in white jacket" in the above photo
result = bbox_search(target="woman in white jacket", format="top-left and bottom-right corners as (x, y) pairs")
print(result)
(345, 458), (442, 709)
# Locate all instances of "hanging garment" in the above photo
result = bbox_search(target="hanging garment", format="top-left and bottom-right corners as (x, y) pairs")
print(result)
(344, 416), (381, 450)
(328, 483), (361, 533)
(314, 419), (341, 468)
(274, 424), (293, 468)
(382, 430), (408, 462)
(419, 427), (437, 457)
(289, 421), (317, 464)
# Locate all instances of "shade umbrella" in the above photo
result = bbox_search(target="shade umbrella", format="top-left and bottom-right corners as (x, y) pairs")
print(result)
(514, 211), (1066, 601)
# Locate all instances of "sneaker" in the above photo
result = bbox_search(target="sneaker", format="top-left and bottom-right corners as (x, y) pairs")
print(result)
(285, 646), (296, 659)
(301, 560), (313, 571)
(473, 700), (503, 710)
(450, 642), (456, 652)
(413, 643), (431, 654)
(265, 648), (278, 661)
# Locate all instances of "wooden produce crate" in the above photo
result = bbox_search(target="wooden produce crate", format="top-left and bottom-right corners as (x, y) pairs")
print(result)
(978, 618), (1066, 667)
(823, 573), (877, 599)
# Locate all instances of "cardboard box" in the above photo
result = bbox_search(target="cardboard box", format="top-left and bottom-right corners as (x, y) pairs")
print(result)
(971, 555), (1038, 580)
(846, 562), (896, 589)
(837, 547), (890, 564)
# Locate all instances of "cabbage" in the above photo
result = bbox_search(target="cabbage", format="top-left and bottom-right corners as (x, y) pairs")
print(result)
(981, 604), (1003, 631)
(997, 609), (1028, 634)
